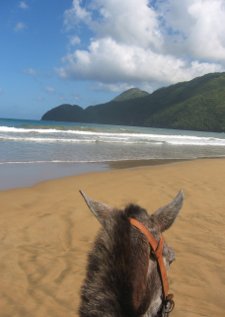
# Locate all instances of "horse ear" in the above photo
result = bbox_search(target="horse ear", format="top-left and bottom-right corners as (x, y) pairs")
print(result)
(153, 190), (184, 232)
(80, 190), (113, 227)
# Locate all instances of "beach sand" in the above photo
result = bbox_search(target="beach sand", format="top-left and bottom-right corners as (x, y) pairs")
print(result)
(0, 159), (225, 317)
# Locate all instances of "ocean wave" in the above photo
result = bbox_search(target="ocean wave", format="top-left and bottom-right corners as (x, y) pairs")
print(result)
(1, 155), (225, 166)
(0, 125), (136, 136)
(0, 159), (162, 165)
(0, 126), (73, 134)
(0, 160), (101, 164)
(0, 136), (95, 143)
(0, 158), (194, 165)
(1, 125), (225, 146)
(1, 134), (225, 146)
(0, 135), (165, 145)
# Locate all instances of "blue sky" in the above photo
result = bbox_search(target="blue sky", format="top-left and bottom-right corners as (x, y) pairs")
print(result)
(1, 0), (225, 119)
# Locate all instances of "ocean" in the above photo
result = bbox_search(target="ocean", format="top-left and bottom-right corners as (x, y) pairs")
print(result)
(1, 117), (225, 190)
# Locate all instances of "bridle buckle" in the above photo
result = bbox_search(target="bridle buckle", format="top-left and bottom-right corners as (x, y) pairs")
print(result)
(162, 294), (175, 316)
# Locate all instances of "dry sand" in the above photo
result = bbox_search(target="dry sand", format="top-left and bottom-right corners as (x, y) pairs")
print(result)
(0, 159), (225, 317)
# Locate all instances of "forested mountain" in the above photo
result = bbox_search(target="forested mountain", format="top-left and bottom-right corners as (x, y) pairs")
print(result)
(42, 72), (225, 132)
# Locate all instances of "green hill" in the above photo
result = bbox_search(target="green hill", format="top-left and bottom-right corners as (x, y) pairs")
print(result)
(42, 73), (225, 132)
(113, 88), (149, 102)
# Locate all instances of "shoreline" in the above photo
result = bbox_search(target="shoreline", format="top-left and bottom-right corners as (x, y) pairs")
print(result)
(109, 158), (191, 169)
(0, 161), (109, 191)
(0, 158), (225, 316)
(1, 156), (224, 192)
(0, 158), (187, 192)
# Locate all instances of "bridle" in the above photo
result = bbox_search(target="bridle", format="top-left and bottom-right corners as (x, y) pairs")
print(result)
(129, 218), (175, 317)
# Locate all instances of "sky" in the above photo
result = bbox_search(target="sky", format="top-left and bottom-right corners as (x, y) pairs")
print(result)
(1, 0), (225, 119)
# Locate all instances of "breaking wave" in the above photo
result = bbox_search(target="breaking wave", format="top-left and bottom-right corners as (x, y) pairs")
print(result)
(1, 125), (225, 146)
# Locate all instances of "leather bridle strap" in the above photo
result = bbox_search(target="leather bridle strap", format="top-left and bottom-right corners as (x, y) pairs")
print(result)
(129, 218), (169, 298)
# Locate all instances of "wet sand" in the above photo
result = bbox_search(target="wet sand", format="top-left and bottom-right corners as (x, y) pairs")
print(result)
(0, 159), (225, 316)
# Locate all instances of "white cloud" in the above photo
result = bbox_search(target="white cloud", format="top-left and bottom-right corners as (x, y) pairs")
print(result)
(94, 82), (134, 93)
(19, 1), (29, 9)
(158, 0), (225, 62)
(69, 35), (81, 46)
(58, 37), (222, 87)
(14, 22), (27, 32)
(45, 86), (55, 94)
(23, 68), (37, 76)
(59, 0), (225, 92)
(64, 0), (92, 30)
(64, 0), (162, 49)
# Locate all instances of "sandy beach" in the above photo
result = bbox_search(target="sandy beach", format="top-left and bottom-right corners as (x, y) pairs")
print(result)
(0, 158), (225, 317)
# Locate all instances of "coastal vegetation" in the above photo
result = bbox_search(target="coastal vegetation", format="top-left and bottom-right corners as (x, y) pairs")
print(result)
(42, 72), (225, 132)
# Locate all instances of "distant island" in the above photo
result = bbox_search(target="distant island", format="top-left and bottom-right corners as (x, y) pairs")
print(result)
(42, 72), (225, 132)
